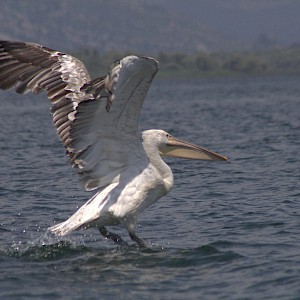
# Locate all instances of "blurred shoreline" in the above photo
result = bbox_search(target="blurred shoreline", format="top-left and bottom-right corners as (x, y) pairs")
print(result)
(73, 46), (300, 79)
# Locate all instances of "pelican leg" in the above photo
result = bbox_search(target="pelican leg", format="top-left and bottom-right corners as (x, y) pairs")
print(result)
(99, 226), (128, 246)
(129, 232), (148, 248)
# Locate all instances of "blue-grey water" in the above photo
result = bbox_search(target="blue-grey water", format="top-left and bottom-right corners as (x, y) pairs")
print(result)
(0, 76), (299, 299)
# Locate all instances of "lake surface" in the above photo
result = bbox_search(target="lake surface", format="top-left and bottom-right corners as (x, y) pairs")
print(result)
(0, 76), (299, 299)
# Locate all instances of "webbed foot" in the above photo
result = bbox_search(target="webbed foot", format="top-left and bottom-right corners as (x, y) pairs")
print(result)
(99, 226), (128, 246)
(129, 232), (148, 248)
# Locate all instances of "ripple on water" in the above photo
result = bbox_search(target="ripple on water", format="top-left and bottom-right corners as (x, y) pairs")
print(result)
(0, 235), (244, 274)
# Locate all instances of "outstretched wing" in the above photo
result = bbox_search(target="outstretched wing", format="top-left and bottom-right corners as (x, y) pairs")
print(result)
(0, 41), (159, 191)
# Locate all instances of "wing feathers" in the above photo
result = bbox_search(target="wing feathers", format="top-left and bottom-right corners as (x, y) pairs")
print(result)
(0, 41), (158, 191)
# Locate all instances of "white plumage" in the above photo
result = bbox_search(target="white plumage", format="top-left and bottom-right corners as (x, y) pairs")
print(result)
(0, 41), (227, 247)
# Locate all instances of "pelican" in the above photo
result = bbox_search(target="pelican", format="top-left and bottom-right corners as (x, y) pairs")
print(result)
(0, 41), (227, 247)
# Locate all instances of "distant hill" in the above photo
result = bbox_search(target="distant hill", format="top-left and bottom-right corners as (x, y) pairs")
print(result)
(2, 0), (299, 54)
(0, 0), (238, 54)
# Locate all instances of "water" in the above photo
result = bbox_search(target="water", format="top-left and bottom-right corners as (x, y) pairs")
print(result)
(0, 76), (300, 299)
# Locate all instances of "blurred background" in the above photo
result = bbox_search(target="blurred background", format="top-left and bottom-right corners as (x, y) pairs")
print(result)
(1, 0), (300, 77)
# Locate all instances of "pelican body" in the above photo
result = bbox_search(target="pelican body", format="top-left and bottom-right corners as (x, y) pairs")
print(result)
(0, 41), (227, 247)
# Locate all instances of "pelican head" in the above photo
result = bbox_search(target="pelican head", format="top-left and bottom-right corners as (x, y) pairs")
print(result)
(142, 129), (227, 161)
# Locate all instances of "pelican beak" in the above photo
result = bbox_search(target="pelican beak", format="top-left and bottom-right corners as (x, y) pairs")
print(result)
(161, 136), (227, 161)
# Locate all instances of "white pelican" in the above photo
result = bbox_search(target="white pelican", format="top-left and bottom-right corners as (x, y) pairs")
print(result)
(0, 41), (227, 247)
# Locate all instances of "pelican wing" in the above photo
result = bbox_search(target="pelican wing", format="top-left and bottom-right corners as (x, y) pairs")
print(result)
(0, 41), (158, 190)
